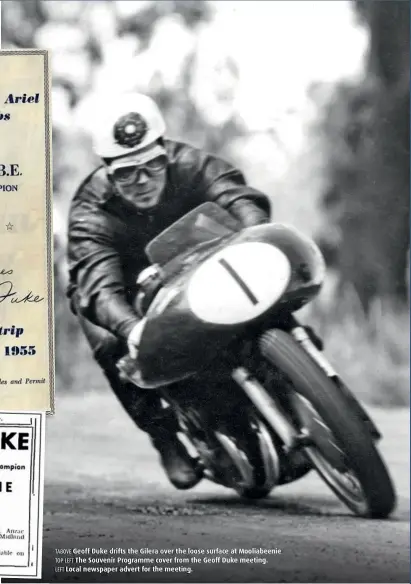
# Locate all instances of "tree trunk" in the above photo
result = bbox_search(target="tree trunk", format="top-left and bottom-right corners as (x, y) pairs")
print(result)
(326, 1), (410, 309)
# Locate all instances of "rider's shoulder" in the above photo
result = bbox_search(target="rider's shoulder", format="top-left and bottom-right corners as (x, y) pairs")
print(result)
(72, 165), (111, 206)
(164, 138), (213, 172)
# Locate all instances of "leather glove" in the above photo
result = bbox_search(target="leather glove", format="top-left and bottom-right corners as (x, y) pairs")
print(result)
(230, 198), (270, 227)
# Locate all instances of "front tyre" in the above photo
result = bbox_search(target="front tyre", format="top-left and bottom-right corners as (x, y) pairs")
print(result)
(259, 329), (396, 518)
(240, 485), (272, 499)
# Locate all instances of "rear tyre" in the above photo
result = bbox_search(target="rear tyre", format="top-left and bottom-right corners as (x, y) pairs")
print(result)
(259, 329), (396, 518)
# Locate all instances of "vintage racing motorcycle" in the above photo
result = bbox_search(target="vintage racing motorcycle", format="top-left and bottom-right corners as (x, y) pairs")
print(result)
(118, 202), (396, 519)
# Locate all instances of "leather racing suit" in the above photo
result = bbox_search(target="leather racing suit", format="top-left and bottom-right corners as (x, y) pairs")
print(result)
(66, 139), (271, 430)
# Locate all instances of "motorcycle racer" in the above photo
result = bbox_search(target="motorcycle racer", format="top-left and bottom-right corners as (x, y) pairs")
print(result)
(66, 92), (271, 490)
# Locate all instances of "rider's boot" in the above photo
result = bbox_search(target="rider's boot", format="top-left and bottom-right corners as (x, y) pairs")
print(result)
(148, 416), (203, 490)
(111, 377), (203, 489)
(77, 310), (203, 489)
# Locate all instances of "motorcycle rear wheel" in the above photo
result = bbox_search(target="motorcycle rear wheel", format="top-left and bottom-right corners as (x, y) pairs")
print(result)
(259, 329), (396, 519)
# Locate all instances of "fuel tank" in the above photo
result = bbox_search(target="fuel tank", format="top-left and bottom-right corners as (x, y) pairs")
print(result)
(133, 223), (325, 389)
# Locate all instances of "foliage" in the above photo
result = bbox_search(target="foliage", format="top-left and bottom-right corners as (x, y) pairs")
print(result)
(1, 1), (408, 406)
(316, 0), (410, 311)
(300, 277), (409, 407)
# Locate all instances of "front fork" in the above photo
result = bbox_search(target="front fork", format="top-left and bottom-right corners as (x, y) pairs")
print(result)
(291, 326), (381, 441)
(231, 365), (312, 484)
(232, 324), (381, 451)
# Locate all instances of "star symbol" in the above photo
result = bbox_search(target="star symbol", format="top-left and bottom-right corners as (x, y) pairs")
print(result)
(6, 222), (13, 231)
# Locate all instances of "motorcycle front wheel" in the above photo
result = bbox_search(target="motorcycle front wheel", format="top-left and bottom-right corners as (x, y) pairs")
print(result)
(259, 329), (396, 519)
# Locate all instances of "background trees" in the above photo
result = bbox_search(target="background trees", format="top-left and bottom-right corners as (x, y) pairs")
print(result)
(318, 0), (409, 310)
(2, 0), (409, 404)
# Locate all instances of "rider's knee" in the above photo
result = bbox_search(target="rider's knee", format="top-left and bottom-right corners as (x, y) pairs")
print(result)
(93, 332), (125, 368)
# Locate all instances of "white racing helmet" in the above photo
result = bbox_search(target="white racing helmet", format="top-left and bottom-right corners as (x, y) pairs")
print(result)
(91, 92), (167, 161)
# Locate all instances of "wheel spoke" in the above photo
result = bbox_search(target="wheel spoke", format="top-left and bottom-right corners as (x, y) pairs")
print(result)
(259, 328), (396, 518)
(291, 395), (368, 509)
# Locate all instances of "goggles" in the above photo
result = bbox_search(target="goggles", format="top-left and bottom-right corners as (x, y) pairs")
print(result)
(107, 155), (167, 185)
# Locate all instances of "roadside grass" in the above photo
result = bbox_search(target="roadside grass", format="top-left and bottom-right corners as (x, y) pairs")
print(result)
(299, 274), (410, 407)
(55, 271), (409, 408)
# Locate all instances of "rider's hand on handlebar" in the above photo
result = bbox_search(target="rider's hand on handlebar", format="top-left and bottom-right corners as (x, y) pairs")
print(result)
(127, 318), (147, 360)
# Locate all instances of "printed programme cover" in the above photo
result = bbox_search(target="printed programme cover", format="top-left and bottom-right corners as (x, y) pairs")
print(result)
(0, 47), (50, 582)
(0, 49), (54, 413)
(0, 2), (409, 584)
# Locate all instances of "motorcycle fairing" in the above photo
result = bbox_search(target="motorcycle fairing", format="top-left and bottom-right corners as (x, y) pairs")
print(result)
(232, 222), (326, 311)
(186, 241), (292, 326)
(127, 205), (325, 389)
(145, 201), (241, 266)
